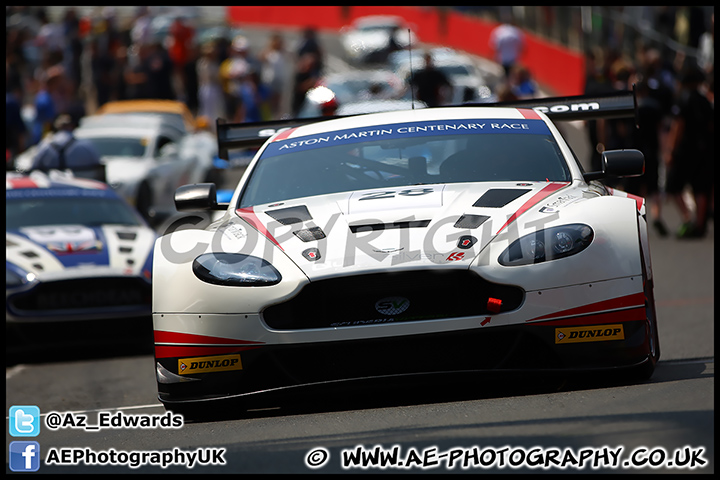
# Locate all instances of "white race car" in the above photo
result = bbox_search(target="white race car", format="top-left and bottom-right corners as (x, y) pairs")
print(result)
(340, 15), (417, 65)
(153, 90), (659, 418)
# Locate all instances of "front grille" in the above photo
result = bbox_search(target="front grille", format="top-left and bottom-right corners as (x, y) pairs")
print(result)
(8, 277), (152, 315)
(263, 270), (524, 330)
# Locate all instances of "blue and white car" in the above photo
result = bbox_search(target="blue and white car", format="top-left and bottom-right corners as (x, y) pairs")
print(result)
(6, 171), (156, 353)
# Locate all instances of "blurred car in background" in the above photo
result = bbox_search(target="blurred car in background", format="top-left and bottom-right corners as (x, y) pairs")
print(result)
(6, 170), (155, 357)
(390, 47), (495, 104)
(68, 113), (203, 224)
(340, 15), (417, 65)
(335, 99), (427, 116)
(95, 99), (197, 134)
(298, 70), (408, 118)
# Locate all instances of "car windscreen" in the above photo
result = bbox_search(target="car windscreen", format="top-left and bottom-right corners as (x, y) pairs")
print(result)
(239, 119), (571, 208)
(82, 137), (149, 157)
(6, 193), (142, 230)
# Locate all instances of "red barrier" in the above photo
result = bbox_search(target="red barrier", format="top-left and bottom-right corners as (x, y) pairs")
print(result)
(227, 6), (584, 96)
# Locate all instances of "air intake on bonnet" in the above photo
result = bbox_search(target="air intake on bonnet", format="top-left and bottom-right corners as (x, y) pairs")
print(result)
(349, 220), (431, 233)
(473, 189), (530, 208)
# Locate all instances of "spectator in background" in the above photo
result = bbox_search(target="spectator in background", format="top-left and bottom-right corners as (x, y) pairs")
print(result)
(236, 69), (271, 123)
(292, 52), (321, 116)
(296, 27), (324, 77)
(144, 40), (175, 100)
(182, 42), (200, 116)
(111, 46), (130, 102)
(665, 65), (714, 239)
(697, 12), (713, 74)
(408, 51), (452, 107)
(583, 47), (614, 173)
(130, 7), (153, 47)
(44, 64), (75, 120)
(594, 58), (637, 188)
(495, 81), (519, 102)
(124, 42), (153, 99)
(30, 114), (105, 181)
(509, 65), (537, 99)
(60, 8), (83, 95)
(167, 15), (195, 104)
(220, 35), (258, 122)
(625, 76), (668, 236)
(30, 70), (58, 146)
(196, 40), (225, 125)
(6, 83), (28, 169)
(90, 36), (115, 108)
(260, 33), (289, 119)
(489, 19), (525, 79)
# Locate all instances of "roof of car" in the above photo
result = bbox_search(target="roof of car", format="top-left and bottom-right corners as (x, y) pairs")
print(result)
(76, 114), (182, 137)
(95, 100), (195, 130)
(6, 171), (113, 197)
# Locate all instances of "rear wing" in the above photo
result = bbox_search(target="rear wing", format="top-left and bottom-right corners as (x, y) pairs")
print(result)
(473, 87), (638, 123)
(216, 87), (637, 160)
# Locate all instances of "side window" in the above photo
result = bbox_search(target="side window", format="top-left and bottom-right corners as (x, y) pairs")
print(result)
(155, 136), (173, 156)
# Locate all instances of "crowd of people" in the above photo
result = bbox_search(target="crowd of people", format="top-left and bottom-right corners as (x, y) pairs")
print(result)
(5, 6), (321, 157)
(580, 12), (714, 239)
(6, 6), (714, 239)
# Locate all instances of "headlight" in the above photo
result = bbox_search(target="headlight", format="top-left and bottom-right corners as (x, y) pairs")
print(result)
(192, 253), (281, 286)
(498, 224), (594, 266)
(6, 264), (35, 288)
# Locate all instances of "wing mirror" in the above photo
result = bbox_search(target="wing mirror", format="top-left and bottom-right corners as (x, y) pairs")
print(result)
(174, 183), (229, 211)
(583, 149), (645, 182)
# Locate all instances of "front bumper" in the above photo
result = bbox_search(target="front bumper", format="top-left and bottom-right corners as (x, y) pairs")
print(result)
(155, 317), (653, 406)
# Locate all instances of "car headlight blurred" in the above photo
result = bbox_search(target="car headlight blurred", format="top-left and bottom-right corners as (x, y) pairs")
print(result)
(192, 253), (281, 286)
(498, 224), (594, 266)
(6, 264), (36, 288)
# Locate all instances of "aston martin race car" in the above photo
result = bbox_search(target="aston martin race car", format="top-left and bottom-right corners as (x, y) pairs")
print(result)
(6, 171), (155, 354)
(152, 89), (659, 416)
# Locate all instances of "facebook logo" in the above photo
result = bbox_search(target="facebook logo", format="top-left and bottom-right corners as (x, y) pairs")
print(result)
(9, 405), (41, 437)
(9, 441), (41, 472)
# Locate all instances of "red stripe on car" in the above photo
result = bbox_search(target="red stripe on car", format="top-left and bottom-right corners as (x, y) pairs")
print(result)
(153, 331), (264, 359)
(8, 177), (39, 189)
(495, 182), (569, 234)
(272, 127), (297, 142)
(528, 306), (646, 327)
(235, 207), (285, 251)
(154, 330), (264, 346)
(626, 192), (644, 211)
(518, 108), (542, 119)
(527, 292), (646, 324)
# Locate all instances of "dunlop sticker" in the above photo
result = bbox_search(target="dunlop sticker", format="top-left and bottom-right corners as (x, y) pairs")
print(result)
(178, 354), (242, 375)
(555, 324), (624, 344)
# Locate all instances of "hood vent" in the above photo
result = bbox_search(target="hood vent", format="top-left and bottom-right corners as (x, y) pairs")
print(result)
(266, 205), (312, 225)
(454, 214), (490, 229)
(349, 220), (431, 234)
(473, 189), (530, 208)
(293, 227), (326, 242)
